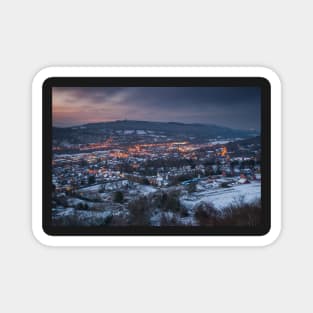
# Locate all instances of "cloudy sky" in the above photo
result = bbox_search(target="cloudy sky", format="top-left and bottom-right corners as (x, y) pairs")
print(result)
(52, 86), (261, 130)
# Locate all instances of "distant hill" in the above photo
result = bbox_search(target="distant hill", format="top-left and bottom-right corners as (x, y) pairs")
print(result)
(53, 120), (259, 145)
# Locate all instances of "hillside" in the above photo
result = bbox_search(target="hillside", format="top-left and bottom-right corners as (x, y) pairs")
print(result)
(53, 120), (259, 145)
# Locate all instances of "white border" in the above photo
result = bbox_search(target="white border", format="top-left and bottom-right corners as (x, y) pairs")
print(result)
(32, 67), (281, 247)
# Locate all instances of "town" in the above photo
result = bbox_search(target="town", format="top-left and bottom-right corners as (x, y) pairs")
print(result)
(52, 126), (262, 227)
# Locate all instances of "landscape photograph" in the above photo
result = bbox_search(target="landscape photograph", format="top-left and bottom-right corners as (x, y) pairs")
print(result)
(51, 86), (262, 227)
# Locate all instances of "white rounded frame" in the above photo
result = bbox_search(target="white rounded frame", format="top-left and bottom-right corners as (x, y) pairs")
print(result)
(32, 67), (281, 247)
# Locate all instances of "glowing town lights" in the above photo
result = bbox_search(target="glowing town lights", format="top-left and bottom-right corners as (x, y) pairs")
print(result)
(220, 146), (228, 157)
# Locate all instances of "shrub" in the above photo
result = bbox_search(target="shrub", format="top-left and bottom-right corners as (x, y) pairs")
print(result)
(128, 197), (151, 225)
(193, 198), (262, 227)
(108, 215), (129, 226)
(160, 193), (168, 206)
(98, 184), (106, 193)
(55, 196), (68, 207)
(187, 182), (197, 193)
(160, 213), (179, 226)
(194, 202), (221, 226)
(76, 202), (84, 210)
(165, 193), (180, 212)
(221, 182), (230, 188)
(113, 191), (124, 203)
(88, 175), (96, 185)
(225, 199), (262, 226)
(75, 202), (91, 211)
(180, 206), (190, 217)
(142, 178), (150, 185)
(152, 190), (181, 212)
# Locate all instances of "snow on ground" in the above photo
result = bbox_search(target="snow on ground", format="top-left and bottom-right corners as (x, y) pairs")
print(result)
(180, 181), (261, 211)
(78, 184), (102, 192)
(124, 130), (134, 134)
(52, 207), (111, 218)
(136, 184), (157, 195)
(150, 211), (194, 226)
(67, 197), (94, 206)
(52, 207), (113, 226)
(209, 140), (232, 145)
(136, 130), (146, 135)
(208, 138), (243, 145)
(52, 207), (75, 217)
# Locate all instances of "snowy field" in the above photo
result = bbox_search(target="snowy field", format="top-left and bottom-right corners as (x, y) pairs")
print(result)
(52, 207), (113, 226)
(137, 185), (157, 195)
(180, 181), (261, 211)
(78, 184), (103, 192)
(53, 180), (260, 227)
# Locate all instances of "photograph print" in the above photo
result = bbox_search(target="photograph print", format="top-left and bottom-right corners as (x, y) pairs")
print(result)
(51, 86), (263, 230)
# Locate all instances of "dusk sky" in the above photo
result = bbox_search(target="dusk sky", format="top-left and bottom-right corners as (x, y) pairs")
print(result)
(52, 87), (261, 130)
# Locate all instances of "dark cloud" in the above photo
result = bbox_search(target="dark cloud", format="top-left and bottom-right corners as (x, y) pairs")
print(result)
(53, 87), (260, 130)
